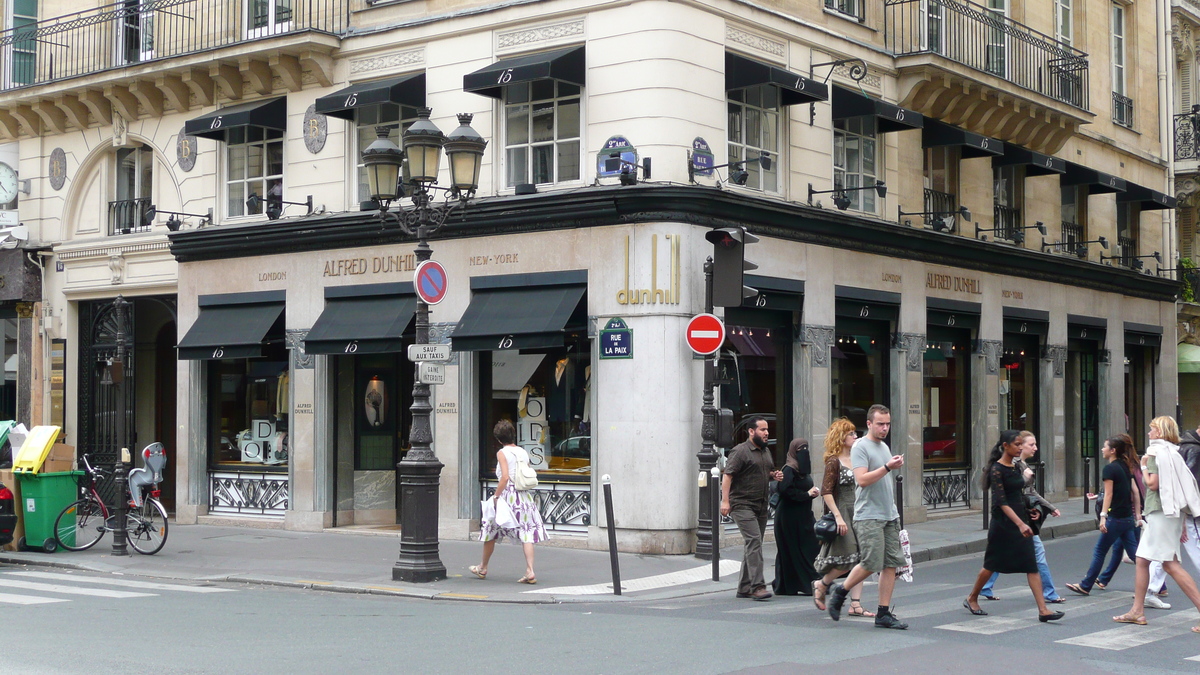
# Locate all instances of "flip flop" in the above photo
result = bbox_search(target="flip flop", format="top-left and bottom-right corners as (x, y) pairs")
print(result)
(1112, 613), (1147, 625)
(468, 565), (487, 579)
(518, 575), (537, 585)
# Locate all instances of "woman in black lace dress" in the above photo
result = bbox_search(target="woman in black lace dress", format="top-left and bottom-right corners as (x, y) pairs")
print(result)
(964, 430), (1065, 622)
(773, 439), (822, 595)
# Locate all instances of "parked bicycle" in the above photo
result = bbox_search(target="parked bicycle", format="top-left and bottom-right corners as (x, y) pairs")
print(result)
(53, 446), (169, 555)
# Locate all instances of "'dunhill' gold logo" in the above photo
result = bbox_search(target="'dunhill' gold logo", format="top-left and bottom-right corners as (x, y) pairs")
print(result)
(617, 234), (681, 305)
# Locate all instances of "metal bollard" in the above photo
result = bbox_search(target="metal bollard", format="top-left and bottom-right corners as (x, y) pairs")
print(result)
(711, 467), (721, 582)
(602, 475), (621, 596)
(1083, 457), (1091, 515)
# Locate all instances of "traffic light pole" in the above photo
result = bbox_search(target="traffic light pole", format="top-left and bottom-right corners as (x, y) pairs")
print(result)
(696, 257), (719, 560)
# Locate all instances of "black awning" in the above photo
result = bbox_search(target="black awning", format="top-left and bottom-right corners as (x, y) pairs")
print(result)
(1063, 162), (1126, 194)
(993, 143), (1065, 176)
(922, 119), (1001, 158)
(184, 97), (287, 141)
(178, 292), (285, 360)
(725, 52), (827, 106)
(1118, 184), (1177, 210)
(463, 45), (585, 99)
(313, 73), (425, 121)
(831, 86), (922, 133)
(303, 283), (417, 355)
(452, 275), (587, 352)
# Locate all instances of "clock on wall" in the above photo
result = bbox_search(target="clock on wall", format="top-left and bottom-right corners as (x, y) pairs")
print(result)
(0, 162), (17, 206)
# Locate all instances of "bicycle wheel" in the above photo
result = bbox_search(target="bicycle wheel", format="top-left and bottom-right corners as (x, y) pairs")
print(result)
(54, 498), (108, 551)
(127, 498), (168, 555)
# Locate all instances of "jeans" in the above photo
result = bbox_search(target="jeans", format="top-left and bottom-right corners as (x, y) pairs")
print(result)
(1080, 515), (1139, 591)
(730, 506), (768, 594)
(981, 535), (1059, 600)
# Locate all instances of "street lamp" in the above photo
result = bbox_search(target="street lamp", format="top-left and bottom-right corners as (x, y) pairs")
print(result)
(361, 108), (487, 583)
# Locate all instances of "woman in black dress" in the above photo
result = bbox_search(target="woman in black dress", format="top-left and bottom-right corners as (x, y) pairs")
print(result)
(964, 430), (1065, 622)
(773, 438), (822, 596)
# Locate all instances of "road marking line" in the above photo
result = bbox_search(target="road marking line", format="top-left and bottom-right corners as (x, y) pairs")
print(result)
(7, 572), (234, 593)
(0, 579), (156, 599)
(1056, 608), (1200, 650)
(0, 592), (70, 606)
(524, 560), (741, 595)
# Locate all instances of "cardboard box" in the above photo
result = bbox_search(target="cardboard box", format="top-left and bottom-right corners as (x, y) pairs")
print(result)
(0, 468), (24, 551)
(41, 443), (75, 473)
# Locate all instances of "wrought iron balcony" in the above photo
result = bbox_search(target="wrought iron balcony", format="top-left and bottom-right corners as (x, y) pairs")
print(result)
(884, 0), (1090, 111)
(992, 203), (1021, 242)
(0, 0), (347, 92)
(1175, 111), (1200, 161)
(108, 197), (152, 236)
(1112, 92), (1134, 128)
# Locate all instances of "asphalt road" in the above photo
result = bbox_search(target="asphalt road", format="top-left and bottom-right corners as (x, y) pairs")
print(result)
(2, 532), (1199, 675)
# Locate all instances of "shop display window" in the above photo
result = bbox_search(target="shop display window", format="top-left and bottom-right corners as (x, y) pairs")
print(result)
(208, 342), (289, 470)
(481, 344), (591, 483)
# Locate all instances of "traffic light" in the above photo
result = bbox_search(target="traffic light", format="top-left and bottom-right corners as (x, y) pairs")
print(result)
(705, 226), (758, 307)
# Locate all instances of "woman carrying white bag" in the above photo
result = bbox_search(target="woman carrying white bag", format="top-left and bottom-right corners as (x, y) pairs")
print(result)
(470, 419), (548, 584)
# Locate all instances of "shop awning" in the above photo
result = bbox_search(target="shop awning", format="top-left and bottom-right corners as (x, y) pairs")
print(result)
(725, 52), (827, 106)
(1118, 183), (1177, 211)
(831, 86), (922, 133)
(1125, 322), (1163, 348)
(993, 143), (1066, 176)
(178, 291), (285, 360)
(184, 97), (287, 141)
(922, 120), (1001, 159)
(463, 45), (585, 99)
(1179, 343), (1200, 373)
(313, 73), (425, 121)
(303, 283), (417, 355)
(452, 271), (587, 351)
(1063, 162), (1126, 194)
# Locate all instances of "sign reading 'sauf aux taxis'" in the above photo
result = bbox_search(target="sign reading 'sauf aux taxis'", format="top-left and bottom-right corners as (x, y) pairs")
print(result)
(617, 234), (681, 306)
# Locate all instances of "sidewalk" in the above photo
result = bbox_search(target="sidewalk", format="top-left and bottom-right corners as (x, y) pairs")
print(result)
(0, 498), (1097, 604)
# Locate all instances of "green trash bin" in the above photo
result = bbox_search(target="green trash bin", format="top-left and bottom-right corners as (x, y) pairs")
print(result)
(15, 471), (83, 553)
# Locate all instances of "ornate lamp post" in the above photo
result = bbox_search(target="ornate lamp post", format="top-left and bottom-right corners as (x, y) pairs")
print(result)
(363, 108), (487, 582)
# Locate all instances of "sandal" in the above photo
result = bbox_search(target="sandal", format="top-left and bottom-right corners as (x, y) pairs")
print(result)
(468, 565), (487, 580)
(518, 575), (537, 585)
(813, 580), (828, 611)
(847, 600), (875, 617)
(1112, 612), (1147, 625)
(1065, 583), (1089, 596)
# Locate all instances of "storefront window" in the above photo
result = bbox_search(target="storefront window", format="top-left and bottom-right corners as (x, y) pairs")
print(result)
(923, 329), (970, 465)
(482, 345), (591, 482)
(208, 342), (289, 469)
(1000, 333), (1039, 433)
(832, 318), (891, 433)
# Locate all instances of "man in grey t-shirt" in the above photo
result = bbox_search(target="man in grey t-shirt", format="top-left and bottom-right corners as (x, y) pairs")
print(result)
(827, 404), (908, 629)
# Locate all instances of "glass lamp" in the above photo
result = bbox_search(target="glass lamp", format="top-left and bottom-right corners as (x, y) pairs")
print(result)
(443, 113), (487, 195)
(361, 126), (404, 203)
(402, 108), (445, 185)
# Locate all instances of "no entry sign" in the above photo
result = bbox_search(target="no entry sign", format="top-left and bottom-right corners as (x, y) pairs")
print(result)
(413, 260), (448, 305)
(686, 313), (725, 355)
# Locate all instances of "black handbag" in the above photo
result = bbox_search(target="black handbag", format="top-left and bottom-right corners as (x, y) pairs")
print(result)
(814, 512), (839, 543)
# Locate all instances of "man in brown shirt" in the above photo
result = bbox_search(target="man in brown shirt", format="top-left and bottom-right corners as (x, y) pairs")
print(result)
(721, 416), (782, 600)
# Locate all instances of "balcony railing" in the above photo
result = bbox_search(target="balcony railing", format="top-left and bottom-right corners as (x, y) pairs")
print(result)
(923, 187), (956, 228)
(0, 0), (347, 92)
(1112, 92), (1134, 128)
(884, 0), (1090, 110)
(1175, 111), (1200, 161)
(993, 203), (1021, 241)
(108, 197), (152, 235)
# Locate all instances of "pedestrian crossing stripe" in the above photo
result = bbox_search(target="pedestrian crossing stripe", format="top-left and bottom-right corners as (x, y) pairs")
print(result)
(9, 571), (235, 593)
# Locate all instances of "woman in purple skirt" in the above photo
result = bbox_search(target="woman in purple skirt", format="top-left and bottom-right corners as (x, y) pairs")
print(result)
(470, 419), (548, 584)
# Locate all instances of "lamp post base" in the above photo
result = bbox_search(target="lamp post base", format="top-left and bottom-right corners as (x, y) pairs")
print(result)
(392, 457), (447, 583)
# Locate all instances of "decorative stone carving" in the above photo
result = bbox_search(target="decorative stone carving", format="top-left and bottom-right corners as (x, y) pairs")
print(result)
(285, 329), (313, 370)
(497, 19), (585, 50)
(349, 48), (424, 76)
(108, 254), (125, 284)
(977, 339), (1002, 374)
(1041, 344), (1067, 378)
(895, 333), (925, 372)
(726, 25), (786, 58)
(302, 105), (327, 154)
(176, 126), (198, 172)
(802, 324), (835, 367)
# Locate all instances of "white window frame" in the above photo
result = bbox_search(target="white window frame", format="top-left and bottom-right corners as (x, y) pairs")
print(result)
(726, 84), (781, 194)
(352, 103), (419, 207)
(501, 79), (583, 189)
(224, 126), (284, 219)
(833, 116), (880, 214)
(245, 0), (293, 39)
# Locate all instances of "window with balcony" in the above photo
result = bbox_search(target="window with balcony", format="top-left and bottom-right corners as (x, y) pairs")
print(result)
(924, 146), (958, 229)
(825, 0), (863, 21)
(834, 117), (879, 213)
(1111, 3), (1133, 128)
(993, 165), (1023, 242)
(226, 127), (283, 218)
(504, 81), (581, 188)
(1060, 184), (1085, 251)
(247, 0), (293, 38)
(354, 103), (418, 206)
(728, 85), (780, 193)
(109, 144), (152, 235)
(1116, 201), (1137, 267)
(5, 0), (36, 87)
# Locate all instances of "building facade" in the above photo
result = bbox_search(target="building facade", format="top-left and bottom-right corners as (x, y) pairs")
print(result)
(0, 0), (1180, 553)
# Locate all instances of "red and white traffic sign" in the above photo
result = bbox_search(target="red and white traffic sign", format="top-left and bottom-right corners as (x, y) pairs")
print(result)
(413, 260), (448, 305)
(686, 313), (725, 355)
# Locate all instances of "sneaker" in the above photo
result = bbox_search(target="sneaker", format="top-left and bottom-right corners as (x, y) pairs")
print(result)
(828, 583), (848, 621)
(875, 611), (909, 630)
(1144, 594), (1172, 610)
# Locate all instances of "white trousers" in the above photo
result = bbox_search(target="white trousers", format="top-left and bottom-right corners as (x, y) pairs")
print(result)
(1148, 517), (1200, 592)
